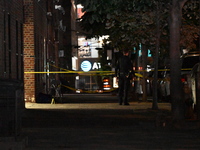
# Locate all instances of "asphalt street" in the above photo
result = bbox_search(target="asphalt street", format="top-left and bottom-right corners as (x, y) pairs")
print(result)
(5, 94), (200, 150)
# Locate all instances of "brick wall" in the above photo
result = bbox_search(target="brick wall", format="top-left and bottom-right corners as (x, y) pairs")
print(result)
(23, 0), (77, 102)
(24, 0), (55, 102)
(0, 0), (76, 102)
(0, 0), (24, 80)
(24, 0), (35, 102)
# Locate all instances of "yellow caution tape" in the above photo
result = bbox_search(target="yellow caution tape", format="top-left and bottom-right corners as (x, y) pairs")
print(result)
(51, 98), (55, 104)
(24, 64), (193, 84)
(24, 68), (192, 74)
(135, 73), (143, 77)
(50, 64), (68, 71)
(25, 63), (193, 74)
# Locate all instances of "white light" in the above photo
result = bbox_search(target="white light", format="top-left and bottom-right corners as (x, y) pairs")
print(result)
(81, 60), (92, 72)
(77, 4), (84, 8)
(78, 37), (85, 41)
(113, 77), (118, 88)
(76, 76), (79, 80)
(98, 90), (103, 93)
(147, 68), (151, 72)
(55, 5), (61, 9)
(76, 90), (81, 93)
(73, 56), (78, 59)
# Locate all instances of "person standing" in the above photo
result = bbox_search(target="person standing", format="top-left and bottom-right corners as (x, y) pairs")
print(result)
(115, 50), (135, 105)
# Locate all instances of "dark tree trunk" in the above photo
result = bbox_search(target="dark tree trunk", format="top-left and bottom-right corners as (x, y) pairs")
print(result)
(142, 44), (147, 101)
(169, 0), (187, 121)
(152, 1), (160, 110)
(134, 45), (140, 101)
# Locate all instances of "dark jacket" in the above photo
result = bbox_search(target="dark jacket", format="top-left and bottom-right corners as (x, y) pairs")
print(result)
(115, 55), (134, 79)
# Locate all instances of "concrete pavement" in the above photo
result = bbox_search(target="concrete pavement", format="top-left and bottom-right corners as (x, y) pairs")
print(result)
(2, 94), (200, 150)
(25, 101), (171, 110)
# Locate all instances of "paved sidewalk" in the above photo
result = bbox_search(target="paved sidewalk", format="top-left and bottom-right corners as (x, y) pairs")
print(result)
(25, 101), (171, 110)
(21, 98), (200, 150)
(2, 94), (200, 150)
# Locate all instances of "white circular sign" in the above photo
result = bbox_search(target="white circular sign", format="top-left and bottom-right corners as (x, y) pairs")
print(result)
(81, 60), (92, 72)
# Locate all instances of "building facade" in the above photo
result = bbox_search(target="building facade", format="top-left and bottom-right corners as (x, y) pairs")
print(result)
(0, 0), (24, 80)
(0, 0), (24, 137)
(0, 0), (78, 102)
(23, 0), (77, 102)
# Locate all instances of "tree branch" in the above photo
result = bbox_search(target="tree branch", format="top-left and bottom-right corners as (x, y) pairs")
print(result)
(179, 0), (188, 8)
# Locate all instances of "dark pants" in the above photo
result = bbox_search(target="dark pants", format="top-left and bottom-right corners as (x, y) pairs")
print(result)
(118, 75), (130, 104)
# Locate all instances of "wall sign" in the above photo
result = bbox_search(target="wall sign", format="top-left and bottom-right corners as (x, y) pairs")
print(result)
(80, 60), (101, 72)
(81, 60), (92, 72)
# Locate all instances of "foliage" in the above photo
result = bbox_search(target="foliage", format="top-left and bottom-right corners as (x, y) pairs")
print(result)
(75, 0), (200, 120)
(76, 0), (200, 54)
(182, 0), (200, 50)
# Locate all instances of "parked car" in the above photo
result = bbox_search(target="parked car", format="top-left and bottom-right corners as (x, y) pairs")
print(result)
(158, 51), (200, 103)
(181, 51), (200, 110)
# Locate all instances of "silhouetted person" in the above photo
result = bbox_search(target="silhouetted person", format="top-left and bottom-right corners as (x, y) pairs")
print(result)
(115, 50), (135, 105)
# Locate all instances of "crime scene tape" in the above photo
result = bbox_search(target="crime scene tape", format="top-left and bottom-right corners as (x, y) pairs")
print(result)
(24, 64), (193, 79)
(24, 64), (193, 94)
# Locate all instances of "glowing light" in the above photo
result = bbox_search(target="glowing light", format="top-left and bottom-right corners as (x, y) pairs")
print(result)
(81, 60), (92, 72)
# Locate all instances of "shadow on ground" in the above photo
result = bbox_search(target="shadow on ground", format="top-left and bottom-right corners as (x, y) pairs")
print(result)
(21, 94), (200, 150)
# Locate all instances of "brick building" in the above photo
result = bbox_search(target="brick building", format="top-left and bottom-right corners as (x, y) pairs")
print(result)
(0, 0), (24, 137)
(0, 0), (77, 102)
(0, 0), (24, 80)
(0, 0), (77, 137)
(23, 0), (77, 102)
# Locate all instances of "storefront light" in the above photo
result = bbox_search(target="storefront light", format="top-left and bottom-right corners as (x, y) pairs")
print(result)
(81, 60), (92, 72)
